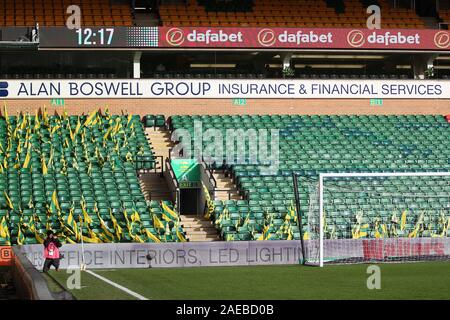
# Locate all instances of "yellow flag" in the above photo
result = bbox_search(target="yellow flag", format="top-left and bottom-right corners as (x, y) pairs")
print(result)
(131, 210), (141, 223)
(22, 148), (31, 169)
(51, 190), (60, 213)
(145, 229), (161, 243)
(34, 231), (45, 244)
(42, 105), (49, 125)
(161, 202), (178, 221)
(88, 228), (102, 243)
(112, 118), (122, 135)
(0, 217), (9, 238)
(64, 236), (77, 244)
(81, 201), (92, 225)
(176, 229), (186, 242)
(69, 125), (75, 141)
(84, 110), (97, 126)
(374, 221), (382, 239)
(303, 231), (309, 240)
(153, 214), (164, 229)
(20, 113), (27, 130)
(3, 102), (9, 123)
(400, 210), (407, 231)
(17, 225), (25, 245)
(133, 234), (145, 243)
(64, 209), (79, 242)
(74, 117), (81, 135)
(123, 209), (131, 229)
(34, 109), (40, 130)
(4, 191), (13, 210)
(103, 126), (113, 141)
(17, 140), (22, 155)
(42, 156), (48, 175)
(109, 209), (122, 240)
(287, 228), (293, 240)
(82, 234), (101, 243)
(99, 217), (115, 240)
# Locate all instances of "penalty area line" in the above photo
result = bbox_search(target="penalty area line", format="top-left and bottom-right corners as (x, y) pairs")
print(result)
(85, 270), (149, 300)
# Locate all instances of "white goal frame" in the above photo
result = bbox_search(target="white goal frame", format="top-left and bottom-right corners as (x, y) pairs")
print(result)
(318, 171), (450, 267)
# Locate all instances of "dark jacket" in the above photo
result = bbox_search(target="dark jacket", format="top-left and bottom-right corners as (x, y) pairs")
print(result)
(43, 237), (62, 249)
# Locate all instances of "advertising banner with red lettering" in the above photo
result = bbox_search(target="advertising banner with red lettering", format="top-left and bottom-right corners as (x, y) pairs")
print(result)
(159, 27), (450, 50)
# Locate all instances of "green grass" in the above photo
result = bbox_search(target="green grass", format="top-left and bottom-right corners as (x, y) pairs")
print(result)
(50, 261), (450, 300)
(41, 272), (66, 295)
(49, 270), (136, 300)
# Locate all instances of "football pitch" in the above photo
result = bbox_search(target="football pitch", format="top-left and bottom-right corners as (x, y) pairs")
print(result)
(47, 261), (450, 300)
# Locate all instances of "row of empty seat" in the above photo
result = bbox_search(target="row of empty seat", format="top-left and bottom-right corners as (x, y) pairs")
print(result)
(0, 111), (186, 245)
(170, 114), (450, 241)
(0, 0), (133, 26)
(160, 0), (426, 29)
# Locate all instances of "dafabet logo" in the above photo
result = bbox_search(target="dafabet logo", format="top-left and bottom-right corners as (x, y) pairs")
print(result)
(434, 31), (450, 49)
(166, 28), (185, 46)
(257, 29), (276, 47)
(0, 82), (9, 97)
(347, 30), (366, 48)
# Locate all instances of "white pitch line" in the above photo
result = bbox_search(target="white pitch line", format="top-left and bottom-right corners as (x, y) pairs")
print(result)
(85, 270), (149, 300)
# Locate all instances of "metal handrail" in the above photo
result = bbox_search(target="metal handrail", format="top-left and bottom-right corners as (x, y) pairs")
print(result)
(214, 188), (249, 201)
(165, 157), (179, 188)
(200, 157), (217, 188)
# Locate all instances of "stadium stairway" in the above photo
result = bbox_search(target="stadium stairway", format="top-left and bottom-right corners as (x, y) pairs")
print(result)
(145, 127), (173, 161)
(180, 215), (221, 242)
(212, 171), (242, 201)
(138, 172), (173, 201)
(139, 125), (175, 202)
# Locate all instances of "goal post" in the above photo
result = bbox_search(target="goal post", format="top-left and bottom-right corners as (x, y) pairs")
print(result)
(299, 172), (450, 267)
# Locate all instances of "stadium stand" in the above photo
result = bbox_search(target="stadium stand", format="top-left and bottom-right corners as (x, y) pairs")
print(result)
(0, 0), (133, 26)
(438, 9), (450, 28)
(159, 0), (426, 28)
(147, 72), (412, 80)
(169, 114), (450, 241)
(0, 109), (186, 245)
(0, 68), (118, 80)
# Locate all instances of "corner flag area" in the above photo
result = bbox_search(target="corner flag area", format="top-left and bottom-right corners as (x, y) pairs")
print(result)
(48, 262), (450, 300)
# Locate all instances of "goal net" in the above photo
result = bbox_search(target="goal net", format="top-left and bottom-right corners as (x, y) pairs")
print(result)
(298, 172), (450, 267)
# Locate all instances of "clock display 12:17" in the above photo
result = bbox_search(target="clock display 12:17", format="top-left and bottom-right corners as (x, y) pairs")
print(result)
(75, 28), (115, 46)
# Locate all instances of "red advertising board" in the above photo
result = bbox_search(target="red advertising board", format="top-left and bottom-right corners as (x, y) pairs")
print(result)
(362, 239), (445, 260)
(159, 27), (450, 50)
(0, 246), (13, 266)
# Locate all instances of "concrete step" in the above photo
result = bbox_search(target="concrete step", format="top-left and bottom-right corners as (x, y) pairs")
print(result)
(145, 128), (173, 158)
(138, 172), (172, 202)
(212, 170), (242, 201)
(188, 237), (221, 242)
(180, 214), (221, 241)
(183, 230), (218, 236)
(182, 222), (216, 228)
(180, 215), (211, 220)
(182, 221), (215, 228)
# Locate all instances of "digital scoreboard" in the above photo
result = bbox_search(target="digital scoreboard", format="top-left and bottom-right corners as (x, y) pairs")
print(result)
(37, 26), (450, 50)
(39, 27), (159, 48)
